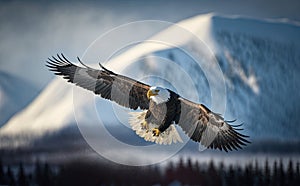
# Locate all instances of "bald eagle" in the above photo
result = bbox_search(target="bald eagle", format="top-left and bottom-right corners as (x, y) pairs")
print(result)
(46, 54), (250, 152)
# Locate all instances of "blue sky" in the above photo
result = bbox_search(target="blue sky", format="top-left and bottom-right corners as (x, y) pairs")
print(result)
(0, 0), (299, 89)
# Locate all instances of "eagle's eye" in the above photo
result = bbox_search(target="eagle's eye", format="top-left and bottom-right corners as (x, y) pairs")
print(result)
(155, 89), (160, 93)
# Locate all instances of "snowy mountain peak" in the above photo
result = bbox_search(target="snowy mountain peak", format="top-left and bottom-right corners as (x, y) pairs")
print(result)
(1, 14), (299, 147)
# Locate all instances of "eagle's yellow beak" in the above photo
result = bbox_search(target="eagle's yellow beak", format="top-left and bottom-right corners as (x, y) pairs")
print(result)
(147, 90), (158, 99)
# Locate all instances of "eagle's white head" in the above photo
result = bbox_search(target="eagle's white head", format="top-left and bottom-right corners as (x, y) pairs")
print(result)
(147, 86), (170, 104)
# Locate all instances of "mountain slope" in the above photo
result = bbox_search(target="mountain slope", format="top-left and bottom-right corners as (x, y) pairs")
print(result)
(0, 71), (38, 127)
(1, 13), (299, 148)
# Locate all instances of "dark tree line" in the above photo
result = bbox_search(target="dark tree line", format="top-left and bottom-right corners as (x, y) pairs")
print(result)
(0, 160), (56, 186)
(0, 157), (299, 186)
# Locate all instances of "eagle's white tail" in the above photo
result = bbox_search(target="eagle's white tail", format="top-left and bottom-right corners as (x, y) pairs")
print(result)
(129, 111), (183, 145)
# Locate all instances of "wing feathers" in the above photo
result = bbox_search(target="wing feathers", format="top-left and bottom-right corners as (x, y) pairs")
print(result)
(46, 54), (150, 110)
(177, 97), (250, 151)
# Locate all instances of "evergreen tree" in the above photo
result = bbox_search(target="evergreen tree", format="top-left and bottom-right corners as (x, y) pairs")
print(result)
(150, 165), (161, 185)
(279, 159), (285, 186)
(186, 158), (194, 185)
(176, 157), (186, 183)
(164, 161), (175, 185)
(42, 162), (53, 186)
(218, 162), (225, 186)
(194, 160), (200, 174)
(0, 159), (5, 184)
(264, 159), (270, 186)
(296, 162), (300, 185)
(254, 160), (262, 186)
(34, 160), (43, 185)
(18, 162), (28, 186)
(193, 160), (202, 184)
(26, 173), (33, 186)
(236, 166), (243, 185)
(244, 163), (253, 186)
(287, 159), (293, 181)
(186, 158), (192, 171)
(226, 165), (235, 186)
(206, 160), (221, 185)
(271, 160), (278, 186)
(6, 166), (15, 186)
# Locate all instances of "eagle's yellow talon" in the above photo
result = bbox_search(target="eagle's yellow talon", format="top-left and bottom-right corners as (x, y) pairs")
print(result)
(152, 128), (160, 136)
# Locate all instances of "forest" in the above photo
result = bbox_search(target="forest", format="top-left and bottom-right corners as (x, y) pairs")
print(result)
(0, 157), (299, 186)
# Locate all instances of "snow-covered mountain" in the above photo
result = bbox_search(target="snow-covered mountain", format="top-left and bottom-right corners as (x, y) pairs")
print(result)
(0, 71), (38, 127)
(1, 14), (300, 149)
(211, 15), (300, 140)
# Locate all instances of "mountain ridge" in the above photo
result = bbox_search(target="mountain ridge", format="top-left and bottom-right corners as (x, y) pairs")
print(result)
(1, 13), (299, 148)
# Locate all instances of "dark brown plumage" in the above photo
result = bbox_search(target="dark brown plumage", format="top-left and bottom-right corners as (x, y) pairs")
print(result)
(46, 54), (150, 110)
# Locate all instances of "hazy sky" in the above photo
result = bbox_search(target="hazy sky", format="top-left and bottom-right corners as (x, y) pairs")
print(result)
(0, 0), (299, 89)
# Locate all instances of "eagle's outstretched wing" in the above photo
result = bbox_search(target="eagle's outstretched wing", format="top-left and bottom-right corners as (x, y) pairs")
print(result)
(46, 54), (150, 110)
(177, 97), (250, 152)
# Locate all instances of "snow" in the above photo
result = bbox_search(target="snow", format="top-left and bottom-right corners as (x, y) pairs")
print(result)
(99, 14), (214, 71)
(224, 50), (260, 94)
(0, 14), (214, 137)
(1, 13), (299, 148)
(210, 14), (300, 47)
(0, 71), (38, 127)
(0, 78), (70, 136)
